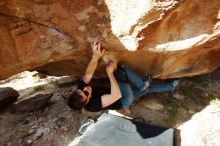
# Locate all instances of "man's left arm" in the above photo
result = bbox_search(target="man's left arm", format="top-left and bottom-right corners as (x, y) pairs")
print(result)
(101, 62), (122, 108)
(83, 42), (105, 84)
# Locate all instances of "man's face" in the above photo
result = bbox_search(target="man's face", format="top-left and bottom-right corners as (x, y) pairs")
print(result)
(77, 86), (92, 105)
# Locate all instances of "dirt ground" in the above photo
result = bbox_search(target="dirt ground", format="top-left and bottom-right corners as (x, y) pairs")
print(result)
(0, 69), (220, 146)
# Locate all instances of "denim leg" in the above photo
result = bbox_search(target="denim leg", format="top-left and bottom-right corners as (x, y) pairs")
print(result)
(133, 88), (149, 100)
(148, 82), (174, 93)
(123, 66), (145, 90)
(118, 82), (134, 107)
(133, 82), (174, 99)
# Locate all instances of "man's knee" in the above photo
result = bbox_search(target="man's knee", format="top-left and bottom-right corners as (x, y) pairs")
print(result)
(121, 93), (134, 107)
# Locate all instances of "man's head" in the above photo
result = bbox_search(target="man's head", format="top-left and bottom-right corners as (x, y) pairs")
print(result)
(68, 86), (92, 110)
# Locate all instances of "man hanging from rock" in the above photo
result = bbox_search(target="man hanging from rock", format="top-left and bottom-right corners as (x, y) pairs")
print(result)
(67, 41), (179, 113)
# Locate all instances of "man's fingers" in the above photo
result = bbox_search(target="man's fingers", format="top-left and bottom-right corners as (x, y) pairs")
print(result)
(106, 63), (112, 68)
(91, 41), (96, 47)
(91, 42), (105, 58)
(106, 62), (116, 73)
(95, 42), (100, 52)
(95, 41), (99, 49)
(111, 62), (117, 70)
(101, 49), (105, 55)
(108, 62), (114, 68)
(91, 42), (96, 49)
(98, 43), (101, 50)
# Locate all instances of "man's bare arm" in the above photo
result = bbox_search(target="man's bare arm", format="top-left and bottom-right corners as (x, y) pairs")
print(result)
(101, 62), (122, 108)
(83, 42), (105, 84)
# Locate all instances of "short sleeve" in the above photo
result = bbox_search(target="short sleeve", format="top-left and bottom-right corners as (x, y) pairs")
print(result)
(77, 79), (90, 91)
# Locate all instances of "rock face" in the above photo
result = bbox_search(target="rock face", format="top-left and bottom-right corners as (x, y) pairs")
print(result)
(0, 0), (219, 79)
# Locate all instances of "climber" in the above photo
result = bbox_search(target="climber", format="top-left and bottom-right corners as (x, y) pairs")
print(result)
(67, 41), (179, 113)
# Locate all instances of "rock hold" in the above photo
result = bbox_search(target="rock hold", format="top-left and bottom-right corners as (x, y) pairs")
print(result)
(173, 94), (185, 100)
(141, 97), (164, 111)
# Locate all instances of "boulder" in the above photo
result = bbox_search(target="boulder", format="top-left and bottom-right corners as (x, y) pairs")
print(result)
(0, 0), (219, 79)
(56, 76), (78, 87)
(0, 87), (19, 110)
(179, 105), (220, 146)
(12, 93), (53, 112)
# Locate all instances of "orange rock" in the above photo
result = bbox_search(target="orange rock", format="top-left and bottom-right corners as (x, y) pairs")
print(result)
(0, 0), (219, 79)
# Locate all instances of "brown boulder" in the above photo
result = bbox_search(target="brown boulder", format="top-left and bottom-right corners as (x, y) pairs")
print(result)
(0, 0), (219, 79)
(56, 76), (78, 87)
(12, 93), (53, 112)
(0, 87), (19, 110)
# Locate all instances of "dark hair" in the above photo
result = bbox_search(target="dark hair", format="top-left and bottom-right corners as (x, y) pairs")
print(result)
(68, 91), (84, 110)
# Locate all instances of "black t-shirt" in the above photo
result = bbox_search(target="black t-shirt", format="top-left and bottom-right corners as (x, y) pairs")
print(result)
(77, 80), (122, 112)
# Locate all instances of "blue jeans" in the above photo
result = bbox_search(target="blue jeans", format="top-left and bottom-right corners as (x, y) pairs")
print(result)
(118, 66), (174, 108)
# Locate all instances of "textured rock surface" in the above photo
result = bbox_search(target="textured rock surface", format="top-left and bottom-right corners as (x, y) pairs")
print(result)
(0, 0), (219, 79)
(12, 93), (53, 112)
(0, 87), (19, 110)
(179, 105), (220, 146)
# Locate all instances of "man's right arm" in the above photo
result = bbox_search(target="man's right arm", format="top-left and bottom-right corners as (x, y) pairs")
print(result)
(82, 42), (105, 84)
(101, 62), (122, 108)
